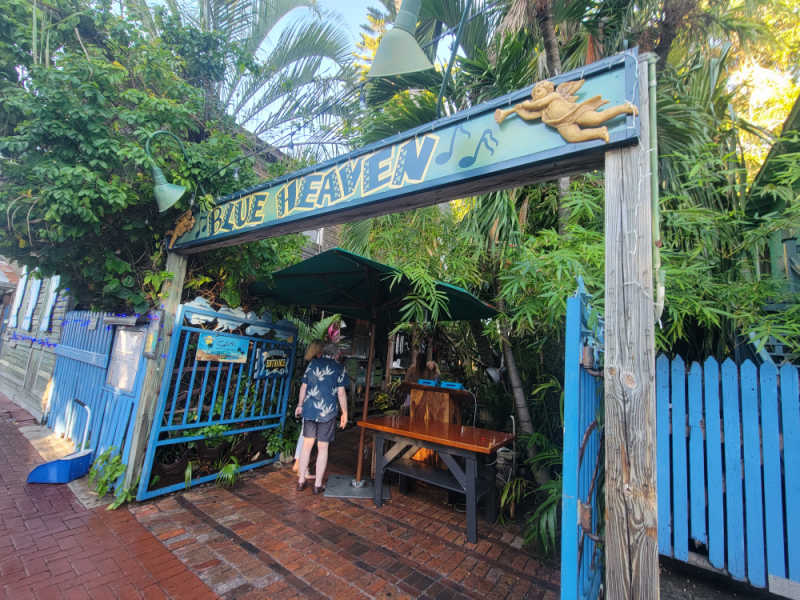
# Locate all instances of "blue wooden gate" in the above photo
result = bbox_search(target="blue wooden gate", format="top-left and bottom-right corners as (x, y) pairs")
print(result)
(137, 304), (297, 500)
(561, 282), (605, 599)
(45, 311), (147, 463)
(657, 355), (800, 593)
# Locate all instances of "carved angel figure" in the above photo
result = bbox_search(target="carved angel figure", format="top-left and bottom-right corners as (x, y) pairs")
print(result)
(494, 79), (638, 143)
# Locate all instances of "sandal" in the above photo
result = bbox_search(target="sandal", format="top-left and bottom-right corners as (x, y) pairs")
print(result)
(296, 480), (307, 491)
(313, 485), (325, 495)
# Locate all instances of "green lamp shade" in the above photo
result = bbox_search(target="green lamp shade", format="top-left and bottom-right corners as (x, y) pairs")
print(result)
(367, 0), (433, 78)
(151, 164), (186, 212)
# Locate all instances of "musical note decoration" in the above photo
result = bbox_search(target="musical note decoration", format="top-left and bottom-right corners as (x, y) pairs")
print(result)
(494, 79), (637, 143)
(436, 125), (471, 165)
(458, 129), (498, 168)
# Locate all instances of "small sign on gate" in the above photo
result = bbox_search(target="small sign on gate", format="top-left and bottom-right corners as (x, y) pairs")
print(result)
(197, 333), (248, 363)
(254, 348), (289, 379)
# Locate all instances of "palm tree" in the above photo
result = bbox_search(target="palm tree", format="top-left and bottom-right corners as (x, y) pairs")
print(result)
(133, 0), (354, 145)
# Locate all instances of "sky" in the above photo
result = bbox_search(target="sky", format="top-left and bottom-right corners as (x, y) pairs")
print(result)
(318, 1), (380, 46)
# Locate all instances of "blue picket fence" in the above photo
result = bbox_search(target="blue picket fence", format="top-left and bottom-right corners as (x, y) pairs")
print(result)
(657, 355), (800, 591)
(561, 283), (605, 599)
(45, 311), (147, 464)
(137, 304), (297, 500)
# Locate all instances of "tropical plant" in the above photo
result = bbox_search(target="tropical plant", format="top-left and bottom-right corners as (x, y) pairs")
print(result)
(136, 0), (356, 149)
(88, 447), (126, 497)
(0, 3), (303, 311)
(215, 456), (240, 487)
(290, 313), (343, 346)
(108, 478), (139, 510)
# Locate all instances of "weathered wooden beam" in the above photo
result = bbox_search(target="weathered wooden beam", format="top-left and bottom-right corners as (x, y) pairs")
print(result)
(123, 252), (187, 490)
(603, 56), (659, 598)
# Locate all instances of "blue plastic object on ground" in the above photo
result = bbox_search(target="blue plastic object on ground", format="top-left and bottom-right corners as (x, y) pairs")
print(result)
(27, 449), (94, 484)
(27, 398), (93, 484)
(417, 379), (437, 386)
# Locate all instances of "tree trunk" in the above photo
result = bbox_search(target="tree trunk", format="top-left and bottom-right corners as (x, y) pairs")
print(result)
(501, 336), (534, 439)
(558, 176), (571, 234)
(536, 0), (561, 75)
(384, 333), (395, 390)
(496, 299), (534, 456)
(654, 0), (697, 67)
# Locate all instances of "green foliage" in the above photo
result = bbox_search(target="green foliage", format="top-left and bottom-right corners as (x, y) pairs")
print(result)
(184, 461), (194, 489)
(88, 447), (125, 497)
(108, 477), (138, 510)
(523, 475), (563, 556)
(0, 5), (304, 311)
(215, 456), (240, 488)
(197, 424), (230, 448)
(265, 430), (294, 456)
(290, 313), (342, 346)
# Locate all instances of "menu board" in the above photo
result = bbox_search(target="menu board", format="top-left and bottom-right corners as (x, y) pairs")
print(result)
(105, 327), (145, 393)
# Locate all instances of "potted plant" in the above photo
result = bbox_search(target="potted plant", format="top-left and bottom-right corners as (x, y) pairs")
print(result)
(266, 430), (296, 465)
(195, 423), (231, 463)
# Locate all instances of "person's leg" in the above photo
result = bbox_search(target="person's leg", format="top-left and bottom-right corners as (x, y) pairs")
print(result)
(298, 435), (316, 485)
(292, 435), (303, 472)
(315, 441), (329, 489)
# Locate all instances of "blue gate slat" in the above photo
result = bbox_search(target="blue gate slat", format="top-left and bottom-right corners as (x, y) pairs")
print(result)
(722, 359), (746, 580)
(220, 361), (236, 419)
(781, 364), (800, 581)
(704, 357), (725, 570)
(741, 360), (765, 587)
(168, 332), (191, 426)
(671, 355), (689, 562)
(760, 362), (785, 580)
(182, 351), (202, 425)
(688, 362), (707, 546)
(230, 361), (246, 418)
(560, 293), (582, 599)
(210, 363), (223, 418)
(196, 360), (212, 422)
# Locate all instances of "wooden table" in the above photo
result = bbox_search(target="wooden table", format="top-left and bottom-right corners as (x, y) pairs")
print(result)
(358, 415), (514, 543)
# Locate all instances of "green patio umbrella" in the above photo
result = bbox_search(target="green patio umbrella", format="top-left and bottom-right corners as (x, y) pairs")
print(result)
(250, 248), (497, 484)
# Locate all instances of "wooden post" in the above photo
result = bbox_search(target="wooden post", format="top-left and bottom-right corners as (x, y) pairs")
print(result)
(384, 333), (395, 390)
(355, 321), (376, 483)
(603, 56), (659, 598)
(123, 252), (187, 489)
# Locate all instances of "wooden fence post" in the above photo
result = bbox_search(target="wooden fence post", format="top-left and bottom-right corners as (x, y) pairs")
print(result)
(604, 55), (659, 598)
(123, 252), (187, 490)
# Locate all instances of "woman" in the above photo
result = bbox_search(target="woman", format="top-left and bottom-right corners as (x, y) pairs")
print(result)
(292, 340), (323, 474)
(405, 353), (440, 383)
(294, 342), (348, 494)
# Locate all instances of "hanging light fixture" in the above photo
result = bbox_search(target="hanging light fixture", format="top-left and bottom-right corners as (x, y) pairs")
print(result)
(367, 0), (434, 78)
(145, 130), (189, 212)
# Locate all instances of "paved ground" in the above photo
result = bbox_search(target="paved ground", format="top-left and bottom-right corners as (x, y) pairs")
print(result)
(0, 391), (783, 599)
(0, 395), (216, 599)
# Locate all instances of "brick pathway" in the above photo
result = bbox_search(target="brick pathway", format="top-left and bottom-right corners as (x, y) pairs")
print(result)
(1, 391), (560, 599)
(0, 395), (217, 600)
(131, 428), (561, 600)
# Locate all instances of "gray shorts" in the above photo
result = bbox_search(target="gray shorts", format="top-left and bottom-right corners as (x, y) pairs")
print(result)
(303, 419), (336, 443)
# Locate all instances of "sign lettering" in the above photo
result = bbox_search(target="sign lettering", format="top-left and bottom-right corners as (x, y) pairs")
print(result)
(173, 50), (640, 253)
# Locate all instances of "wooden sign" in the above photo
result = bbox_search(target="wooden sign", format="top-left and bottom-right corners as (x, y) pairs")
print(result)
(172, 49), (640, 253)
(197, 333), (248, 363)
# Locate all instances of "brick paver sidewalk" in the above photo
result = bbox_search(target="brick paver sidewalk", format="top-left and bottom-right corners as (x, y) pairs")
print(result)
(0, 394), (218, 600)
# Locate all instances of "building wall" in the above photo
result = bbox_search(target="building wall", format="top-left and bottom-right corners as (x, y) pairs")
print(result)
(0, 274), (69, 421)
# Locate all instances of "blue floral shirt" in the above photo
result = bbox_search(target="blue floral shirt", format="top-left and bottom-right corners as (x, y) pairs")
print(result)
(301, 357), (347, 422)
